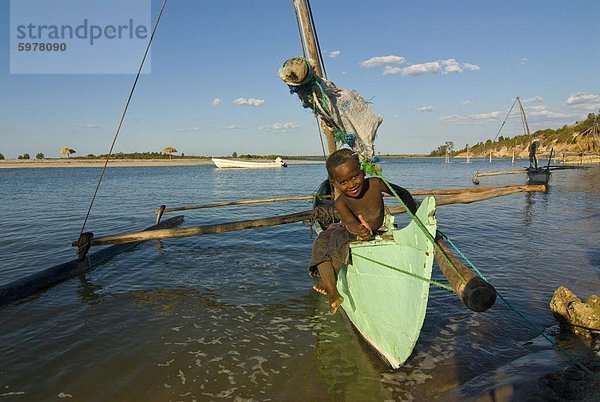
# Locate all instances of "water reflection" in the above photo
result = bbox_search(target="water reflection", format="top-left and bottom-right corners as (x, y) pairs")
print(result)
(76, 275), (102, 305)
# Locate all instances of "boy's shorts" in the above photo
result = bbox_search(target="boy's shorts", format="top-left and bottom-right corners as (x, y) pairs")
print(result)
(307, 213), (394, 278)
(307, 223), (356, 278)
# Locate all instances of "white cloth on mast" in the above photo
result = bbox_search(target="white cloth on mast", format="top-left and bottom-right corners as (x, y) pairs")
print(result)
(320, 77), (383, 160)
(279, 57), (383, 160)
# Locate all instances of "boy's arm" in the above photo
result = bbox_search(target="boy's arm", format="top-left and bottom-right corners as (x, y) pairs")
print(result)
(334, 198), (373, 240)
(378, 178), (418, 215)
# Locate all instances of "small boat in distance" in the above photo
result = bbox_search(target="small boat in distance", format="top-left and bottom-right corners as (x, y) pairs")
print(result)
(526, 167), (551, 184)
(211, 157), (287, 169)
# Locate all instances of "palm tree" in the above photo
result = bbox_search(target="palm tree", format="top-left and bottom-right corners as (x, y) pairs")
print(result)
(163, 147), (177, 159)
(59, 147), (76, 158)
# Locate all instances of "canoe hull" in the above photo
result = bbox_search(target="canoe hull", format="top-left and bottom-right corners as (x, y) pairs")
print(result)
(527, 167), (551, 184)
(337, 196), (437, 368)
(211, 158), (287, 169)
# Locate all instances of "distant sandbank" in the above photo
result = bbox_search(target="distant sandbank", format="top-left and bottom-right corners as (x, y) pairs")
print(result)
(0, 158), (324, 169)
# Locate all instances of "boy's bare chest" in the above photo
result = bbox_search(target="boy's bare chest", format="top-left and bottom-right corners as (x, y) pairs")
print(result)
(343, 189), (385, 228)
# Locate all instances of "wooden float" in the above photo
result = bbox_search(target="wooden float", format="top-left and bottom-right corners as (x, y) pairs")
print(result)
(0, 216), (184, 307)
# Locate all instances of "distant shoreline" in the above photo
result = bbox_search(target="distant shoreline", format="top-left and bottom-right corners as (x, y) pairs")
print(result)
(0, 158), (325, 169)
(2, 154), (597, 169)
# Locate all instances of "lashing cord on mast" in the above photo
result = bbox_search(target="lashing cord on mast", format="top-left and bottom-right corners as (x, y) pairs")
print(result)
(292, 1), (307, 59)
(305, 0), (328, 80)
(292, 0), (329, 160)
(78, 0), (168, 239)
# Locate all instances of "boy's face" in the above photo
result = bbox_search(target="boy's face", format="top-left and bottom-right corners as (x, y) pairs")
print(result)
(330, 159), (365, 198)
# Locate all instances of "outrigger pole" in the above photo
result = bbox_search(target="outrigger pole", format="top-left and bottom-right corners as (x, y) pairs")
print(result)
(75, 185), (546, 247)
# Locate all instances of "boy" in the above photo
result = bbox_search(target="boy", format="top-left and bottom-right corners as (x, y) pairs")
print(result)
(309, 148), (417, 314)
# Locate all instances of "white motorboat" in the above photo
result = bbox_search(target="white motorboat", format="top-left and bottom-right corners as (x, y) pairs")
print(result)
(211, 157), (287, 169)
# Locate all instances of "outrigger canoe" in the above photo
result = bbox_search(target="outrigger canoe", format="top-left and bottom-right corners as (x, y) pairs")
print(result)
(338, 196), (437, 368)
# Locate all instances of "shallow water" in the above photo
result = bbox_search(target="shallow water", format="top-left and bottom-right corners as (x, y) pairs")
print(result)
(1, 159), (598, 400)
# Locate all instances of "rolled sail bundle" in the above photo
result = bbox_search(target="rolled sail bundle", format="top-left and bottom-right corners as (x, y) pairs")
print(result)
(278, 57), (383, 160)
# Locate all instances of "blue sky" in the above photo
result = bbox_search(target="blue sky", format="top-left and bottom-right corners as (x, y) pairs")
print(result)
(1, 0), (599, 158)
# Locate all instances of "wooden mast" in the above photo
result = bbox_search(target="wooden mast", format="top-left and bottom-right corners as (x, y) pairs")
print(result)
(516, 96), (531, 136)
(293, 0), (336, 156)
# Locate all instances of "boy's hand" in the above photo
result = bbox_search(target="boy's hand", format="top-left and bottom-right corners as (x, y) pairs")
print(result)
(357, 215), (373, 240)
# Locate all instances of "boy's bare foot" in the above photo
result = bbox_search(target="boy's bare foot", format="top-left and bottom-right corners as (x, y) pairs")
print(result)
(312, 284), (328, 296)
(329, 295), (344, 315)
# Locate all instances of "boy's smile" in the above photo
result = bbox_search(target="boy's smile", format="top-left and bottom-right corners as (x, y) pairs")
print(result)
(331, 160), (366, 198)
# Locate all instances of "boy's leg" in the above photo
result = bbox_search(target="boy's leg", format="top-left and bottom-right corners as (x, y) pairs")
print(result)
(316, 260), (344, 315)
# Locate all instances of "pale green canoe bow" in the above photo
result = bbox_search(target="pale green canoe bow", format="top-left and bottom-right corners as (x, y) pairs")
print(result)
(337, 196), (437, 368)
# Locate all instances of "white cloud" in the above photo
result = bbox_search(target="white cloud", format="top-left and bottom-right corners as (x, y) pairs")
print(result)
(83, 124), (99, 128)
(233, 98), (265, 107)
(417, 105), (434, 112)
(361, 55), (405, 68)
(212, 98), (222, 106)
(523, 96), (544, 103)
(258, 122), (300, 132)
(441, 59), (462, 74)
(462, 100), (472, 106)
(369, 57), (479, 77)
(520, 105), (574, 120)
(223, 124), (241, 129)
(566, 92), (600, 110)
(382, 66), (403, 75)
(401, 62), (441, 76)
(441, 111), (501, 124)
(329, 50), (340, 58)
(463, 63), (480, 71)
(521, 57), (529, 65)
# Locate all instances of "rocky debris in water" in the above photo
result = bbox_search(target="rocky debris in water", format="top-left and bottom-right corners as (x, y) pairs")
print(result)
(540, 356), (600, 402)
(550, 286), (600, 339)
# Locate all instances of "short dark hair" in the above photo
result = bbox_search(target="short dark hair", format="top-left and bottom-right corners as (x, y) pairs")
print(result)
(326, 148), (359, 175)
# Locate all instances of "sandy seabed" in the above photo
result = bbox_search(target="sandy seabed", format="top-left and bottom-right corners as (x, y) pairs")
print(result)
(0, 158), (323, 169)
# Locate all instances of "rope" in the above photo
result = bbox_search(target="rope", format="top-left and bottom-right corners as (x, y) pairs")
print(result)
(352, 253), (455, 292)
(376, 173), (467, 284)
(442, 234), (593, 374)
(315, 118), (328, 161)
(305, 0), (327, 79)
(78, 0), (168, 238)
(292, 1), (307, 59)
(473, 97), (518, 178)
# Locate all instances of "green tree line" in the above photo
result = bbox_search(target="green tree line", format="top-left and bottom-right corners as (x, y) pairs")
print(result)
(430, 112), (599, 156)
